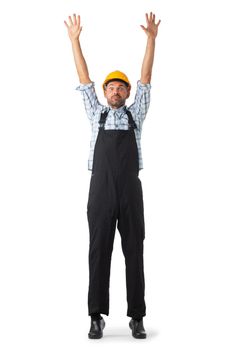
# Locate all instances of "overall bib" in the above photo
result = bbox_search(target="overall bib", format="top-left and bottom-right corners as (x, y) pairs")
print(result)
(87, 109), (146, 319)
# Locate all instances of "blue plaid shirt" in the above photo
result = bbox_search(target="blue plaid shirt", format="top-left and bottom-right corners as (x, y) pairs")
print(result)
(76, 80), (151, 171)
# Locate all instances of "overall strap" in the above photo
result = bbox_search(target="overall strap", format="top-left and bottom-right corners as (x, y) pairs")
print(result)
(125, 110), (138, 130)
(98, 109), (137, 130)
(98, 110), (109, 129)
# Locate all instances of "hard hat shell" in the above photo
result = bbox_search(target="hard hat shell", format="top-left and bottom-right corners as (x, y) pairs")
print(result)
(102, 71), (131, 91)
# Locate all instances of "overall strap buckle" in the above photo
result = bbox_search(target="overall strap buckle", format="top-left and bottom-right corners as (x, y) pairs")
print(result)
(125, 110), (137, 130)
(98, 110), (109, 129)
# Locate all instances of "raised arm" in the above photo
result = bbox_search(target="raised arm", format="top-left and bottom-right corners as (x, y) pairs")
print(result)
(140, 12), (161, 84)
(64, 14), (92, 84)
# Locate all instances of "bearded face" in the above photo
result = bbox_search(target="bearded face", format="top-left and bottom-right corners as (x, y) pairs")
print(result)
(104, 81), (130, 109)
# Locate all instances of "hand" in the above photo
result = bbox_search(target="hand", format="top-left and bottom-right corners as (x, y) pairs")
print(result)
(64, 14), (82, 41)
(140, 12), (161, 39)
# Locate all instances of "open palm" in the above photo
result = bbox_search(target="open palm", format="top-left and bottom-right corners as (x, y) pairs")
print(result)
(64, 14), (82, 41)
(140, 12), (161, 39)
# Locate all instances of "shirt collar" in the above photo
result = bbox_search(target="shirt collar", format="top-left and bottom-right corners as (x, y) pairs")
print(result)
(108, 105), (127, 113)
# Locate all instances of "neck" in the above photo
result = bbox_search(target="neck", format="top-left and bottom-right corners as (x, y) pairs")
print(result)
(108, 103), (125, 110)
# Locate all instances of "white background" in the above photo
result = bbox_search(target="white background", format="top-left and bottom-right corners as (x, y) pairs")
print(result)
(0, 0), (233, 349)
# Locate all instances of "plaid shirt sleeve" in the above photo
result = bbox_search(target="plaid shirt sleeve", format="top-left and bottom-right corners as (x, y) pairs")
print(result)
(128, 80), (151, 127)
(76, 82), (103, 122)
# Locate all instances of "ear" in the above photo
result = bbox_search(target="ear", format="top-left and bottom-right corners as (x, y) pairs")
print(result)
(126, 87), (131, 98)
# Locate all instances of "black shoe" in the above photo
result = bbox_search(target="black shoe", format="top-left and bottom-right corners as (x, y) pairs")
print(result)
(88, 318), (105, 339)
(129, 318), (147, 339)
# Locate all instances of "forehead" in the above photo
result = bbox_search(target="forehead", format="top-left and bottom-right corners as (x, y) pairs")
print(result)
(106, 81), (126, 88)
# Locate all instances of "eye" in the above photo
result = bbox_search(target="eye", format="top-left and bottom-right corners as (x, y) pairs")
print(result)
(119, 86), (126, 92)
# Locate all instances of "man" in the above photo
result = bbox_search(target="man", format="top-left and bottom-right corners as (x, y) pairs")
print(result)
(64, 12), (161, 339)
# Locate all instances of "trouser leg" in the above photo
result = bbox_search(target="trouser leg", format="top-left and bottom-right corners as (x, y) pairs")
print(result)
(87, 173), (118, 316)
(117, 174), (146, 319)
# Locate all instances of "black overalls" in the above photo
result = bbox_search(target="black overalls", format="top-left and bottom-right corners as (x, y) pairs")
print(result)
(87, 109), (146, 319)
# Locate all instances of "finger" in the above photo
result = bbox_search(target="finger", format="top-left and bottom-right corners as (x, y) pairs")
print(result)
(140, 25), (147, 32)
(77, 14), (81, 27)
(150, 12), (153, 21)
(73, 13), (77, 25)
(145, 13), (149, 25)
(153, 13), (155, 22)
(68, 15), (73, 26)
(64, 20), (69, 29)
(156, 19), (161, 27)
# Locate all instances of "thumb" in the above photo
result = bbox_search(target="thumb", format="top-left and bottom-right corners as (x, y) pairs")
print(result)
(140, 25), (147, 32)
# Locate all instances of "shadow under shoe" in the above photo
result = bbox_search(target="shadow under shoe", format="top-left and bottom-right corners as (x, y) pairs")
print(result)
(129, 318), (147, 339)
(88, 318), (105, 339)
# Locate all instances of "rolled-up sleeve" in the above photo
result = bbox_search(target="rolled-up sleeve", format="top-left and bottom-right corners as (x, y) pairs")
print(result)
(76, 82), (101, 122)
(129, 80), (151, 124)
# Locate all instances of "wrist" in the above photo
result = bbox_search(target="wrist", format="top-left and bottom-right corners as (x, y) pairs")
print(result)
(147, 35), (156, 41)
(70, 37), (80, 45)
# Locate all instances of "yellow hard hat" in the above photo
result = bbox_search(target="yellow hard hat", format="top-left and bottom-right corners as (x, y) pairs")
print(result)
(102, 70), (131, 91)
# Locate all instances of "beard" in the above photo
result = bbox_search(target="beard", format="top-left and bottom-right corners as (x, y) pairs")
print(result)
(107, 95), (126, 109)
